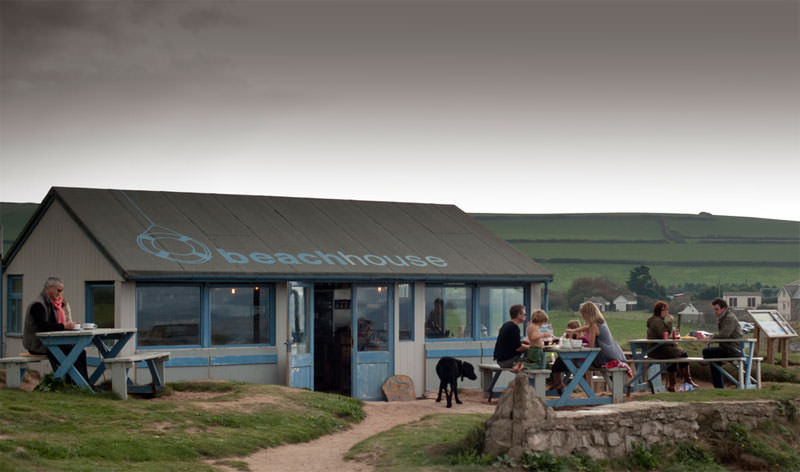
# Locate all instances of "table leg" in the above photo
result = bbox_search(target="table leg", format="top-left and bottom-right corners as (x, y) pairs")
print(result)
(47, 338), (94, 390)
(90, 332), (135, 385)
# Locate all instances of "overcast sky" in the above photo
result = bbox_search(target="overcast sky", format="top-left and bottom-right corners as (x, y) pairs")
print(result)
(1, 1), (798, 221)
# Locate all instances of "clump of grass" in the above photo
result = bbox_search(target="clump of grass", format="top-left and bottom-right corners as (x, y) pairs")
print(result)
(168, 380), (242, 393)
(717, 422), (800, 470)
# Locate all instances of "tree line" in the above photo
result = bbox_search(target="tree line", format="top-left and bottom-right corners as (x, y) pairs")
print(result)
(550, 265), (778, 311)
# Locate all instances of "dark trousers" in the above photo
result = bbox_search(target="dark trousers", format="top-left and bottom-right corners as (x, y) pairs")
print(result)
(702, 347), (730, 388)
(45, 347), (89, 385)
(653, 351), (688, 372)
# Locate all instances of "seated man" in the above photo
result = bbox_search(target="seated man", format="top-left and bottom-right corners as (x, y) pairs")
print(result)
(23, 277), (89, 383)
(493, 304), (530, 373)
(701, 297), (743, 389)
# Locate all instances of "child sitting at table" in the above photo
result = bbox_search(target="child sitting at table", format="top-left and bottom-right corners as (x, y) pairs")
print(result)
(525, 309), (552, 369)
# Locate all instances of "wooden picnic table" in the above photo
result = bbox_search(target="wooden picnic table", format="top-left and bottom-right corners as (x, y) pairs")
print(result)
(37, 328), (137, 391)
(627, 338), (760, 393)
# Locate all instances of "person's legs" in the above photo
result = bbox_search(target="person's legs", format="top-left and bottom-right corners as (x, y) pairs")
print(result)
(703, 347), (728, 388)
(550, 358), (568, 392)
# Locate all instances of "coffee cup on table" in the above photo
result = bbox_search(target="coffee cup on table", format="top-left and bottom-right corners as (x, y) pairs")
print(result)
(72, 323), (81, 330)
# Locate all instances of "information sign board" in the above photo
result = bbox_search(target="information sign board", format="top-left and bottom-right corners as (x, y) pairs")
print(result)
(748, 310), (797, 338)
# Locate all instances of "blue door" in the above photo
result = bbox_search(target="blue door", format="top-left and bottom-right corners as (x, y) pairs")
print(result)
(288, 283), (314, 389)
(352, 285), (393, 400)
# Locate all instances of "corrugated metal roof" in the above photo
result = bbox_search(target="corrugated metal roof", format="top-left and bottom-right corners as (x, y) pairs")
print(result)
(5, 187), (552, 281)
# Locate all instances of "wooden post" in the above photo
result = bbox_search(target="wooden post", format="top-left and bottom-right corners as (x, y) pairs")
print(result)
(754, 326), (761, 356)
(780, 339), (789, 368)
(766, 338), (775, 364)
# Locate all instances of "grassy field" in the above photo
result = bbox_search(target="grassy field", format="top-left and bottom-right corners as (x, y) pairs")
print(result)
(516, 241), (794, 262)
(543, 262), (800, 291)
(0, 202), (38, 255)
(0, 381), (364, 472)
(472, 212), (800, 292)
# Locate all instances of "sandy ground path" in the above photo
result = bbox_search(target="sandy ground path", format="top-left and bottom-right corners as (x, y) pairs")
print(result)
(210, 390), (496, 472)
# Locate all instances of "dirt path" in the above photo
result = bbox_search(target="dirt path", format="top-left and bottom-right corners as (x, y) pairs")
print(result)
(210, 390), (496, 472)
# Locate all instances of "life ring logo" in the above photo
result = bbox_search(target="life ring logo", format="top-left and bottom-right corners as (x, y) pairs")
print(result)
(137, 228), (212, 264)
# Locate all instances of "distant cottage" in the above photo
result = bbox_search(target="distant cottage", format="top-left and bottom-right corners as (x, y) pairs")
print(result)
(777, 281), (800, 322)
(585, 296), (610, 312)
(722, 291), (762, 311)
(613, 294), (637, 312)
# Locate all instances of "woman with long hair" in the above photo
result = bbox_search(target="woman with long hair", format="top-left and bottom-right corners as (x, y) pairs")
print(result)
(647, 301), (698, 391)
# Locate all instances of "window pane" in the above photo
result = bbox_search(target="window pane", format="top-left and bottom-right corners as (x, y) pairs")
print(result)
(137, 286), (201, 346)
(398, 283), (413, 341)
(88, 284), (115, 328)
(289, 285), (310, 354)
(425, 285), (472, 339)
(479, 286), (524, 338)
(210, 285), (272, 345)
(7, 276), (22, 333)
(425, 285), (445, 338)
(356, 286), (389, 351)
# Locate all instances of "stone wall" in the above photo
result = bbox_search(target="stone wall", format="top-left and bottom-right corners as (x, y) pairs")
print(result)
(485, 373), (799, 460)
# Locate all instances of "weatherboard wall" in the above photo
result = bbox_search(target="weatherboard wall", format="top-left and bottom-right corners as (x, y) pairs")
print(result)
(2, 200), (121, 357)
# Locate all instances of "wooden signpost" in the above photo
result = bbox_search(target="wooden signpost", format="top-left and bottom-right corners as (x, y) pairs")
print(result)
(749, 310), (797, 368)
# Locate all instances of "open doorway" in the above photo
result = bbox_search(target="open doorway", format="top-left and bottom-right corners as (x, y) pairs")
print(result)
(313, 283), (352, 395)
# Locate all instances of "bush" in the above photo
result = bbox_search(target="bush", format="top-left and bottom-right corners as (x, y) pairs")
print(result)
(520, 451), (564, 471)
(628, 442), (661, 470)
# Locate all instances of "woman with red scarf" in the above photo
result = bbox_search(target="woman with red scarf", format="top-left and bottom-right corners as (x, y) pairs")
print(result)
(23, 277), (89, 384)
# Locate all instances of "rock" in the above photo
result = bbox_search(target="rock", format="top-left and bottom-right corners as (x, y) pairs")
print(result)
(381, 375), (415, 401)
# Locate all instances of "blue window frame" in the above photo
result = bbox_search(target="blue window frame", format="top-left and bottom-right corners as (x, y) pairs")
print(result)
(398, 283), (414, 341)
(6, 275), (23, 335)
(86, 282), (115, 328)
(136, 283), (275, 348)
(425, 284), (473, 340)
(425, 283), (530, 341)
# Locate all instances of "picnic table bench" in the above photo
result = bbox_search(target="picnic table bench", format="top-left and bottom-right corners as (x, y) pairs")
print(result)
(0, 353), (48, 388)
(479, 351), (626, 406)
(104, 351), (170, 400)
(627, 338), (761, 394)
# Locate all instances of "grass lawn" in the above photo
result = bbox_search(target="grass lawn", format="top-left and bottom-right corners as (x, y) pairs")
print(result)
(348, 383), (800, 472)
(0, 381), (364, 472)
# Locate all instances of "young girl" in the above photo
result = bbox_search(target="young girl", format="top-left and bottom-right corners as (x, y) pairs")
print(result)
(525, 309), (552, 369)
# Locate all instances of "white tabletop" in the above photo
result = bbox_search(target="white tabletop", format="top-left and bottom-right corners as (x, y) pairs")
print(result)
(37, 328), (137, 338)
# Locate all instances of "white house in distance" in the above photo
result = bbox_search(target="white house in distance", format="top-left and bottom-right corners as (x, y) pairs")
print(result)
(613, 294), (637, 312)
(585, 296), (610, 312)
(777, 280), (800, 322)
(1, 187), (553, 400)
(723, 291), (762, 310)
(677, 303), (703, 325)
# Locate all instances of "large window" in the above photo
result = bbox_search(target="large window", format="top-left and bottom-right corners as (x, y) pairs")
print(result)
(86, 283), (114, 328)
(425, 284), (472, 339)
(137, 283), (275, 347)
(398, 283), (413, 341)
(210, 285), (273, 345)
(479, 286), (524, 338)
(137, 285), (201, 347)
(6, 275), (22, 334)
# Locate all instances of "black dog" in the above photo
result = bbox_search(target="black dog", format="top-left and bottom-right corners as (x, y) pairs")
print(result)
(435, 357), (477, 408)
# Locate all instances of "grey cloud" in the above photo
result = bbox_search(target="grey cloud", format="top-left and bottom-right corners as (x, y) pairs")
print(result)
(179, 7), (245, 31)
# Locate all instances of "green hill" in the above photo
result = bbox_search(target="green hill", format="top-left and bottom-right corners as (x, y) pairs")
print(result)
(0, 202), (38, 256)
(473, 213), (800, 291)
